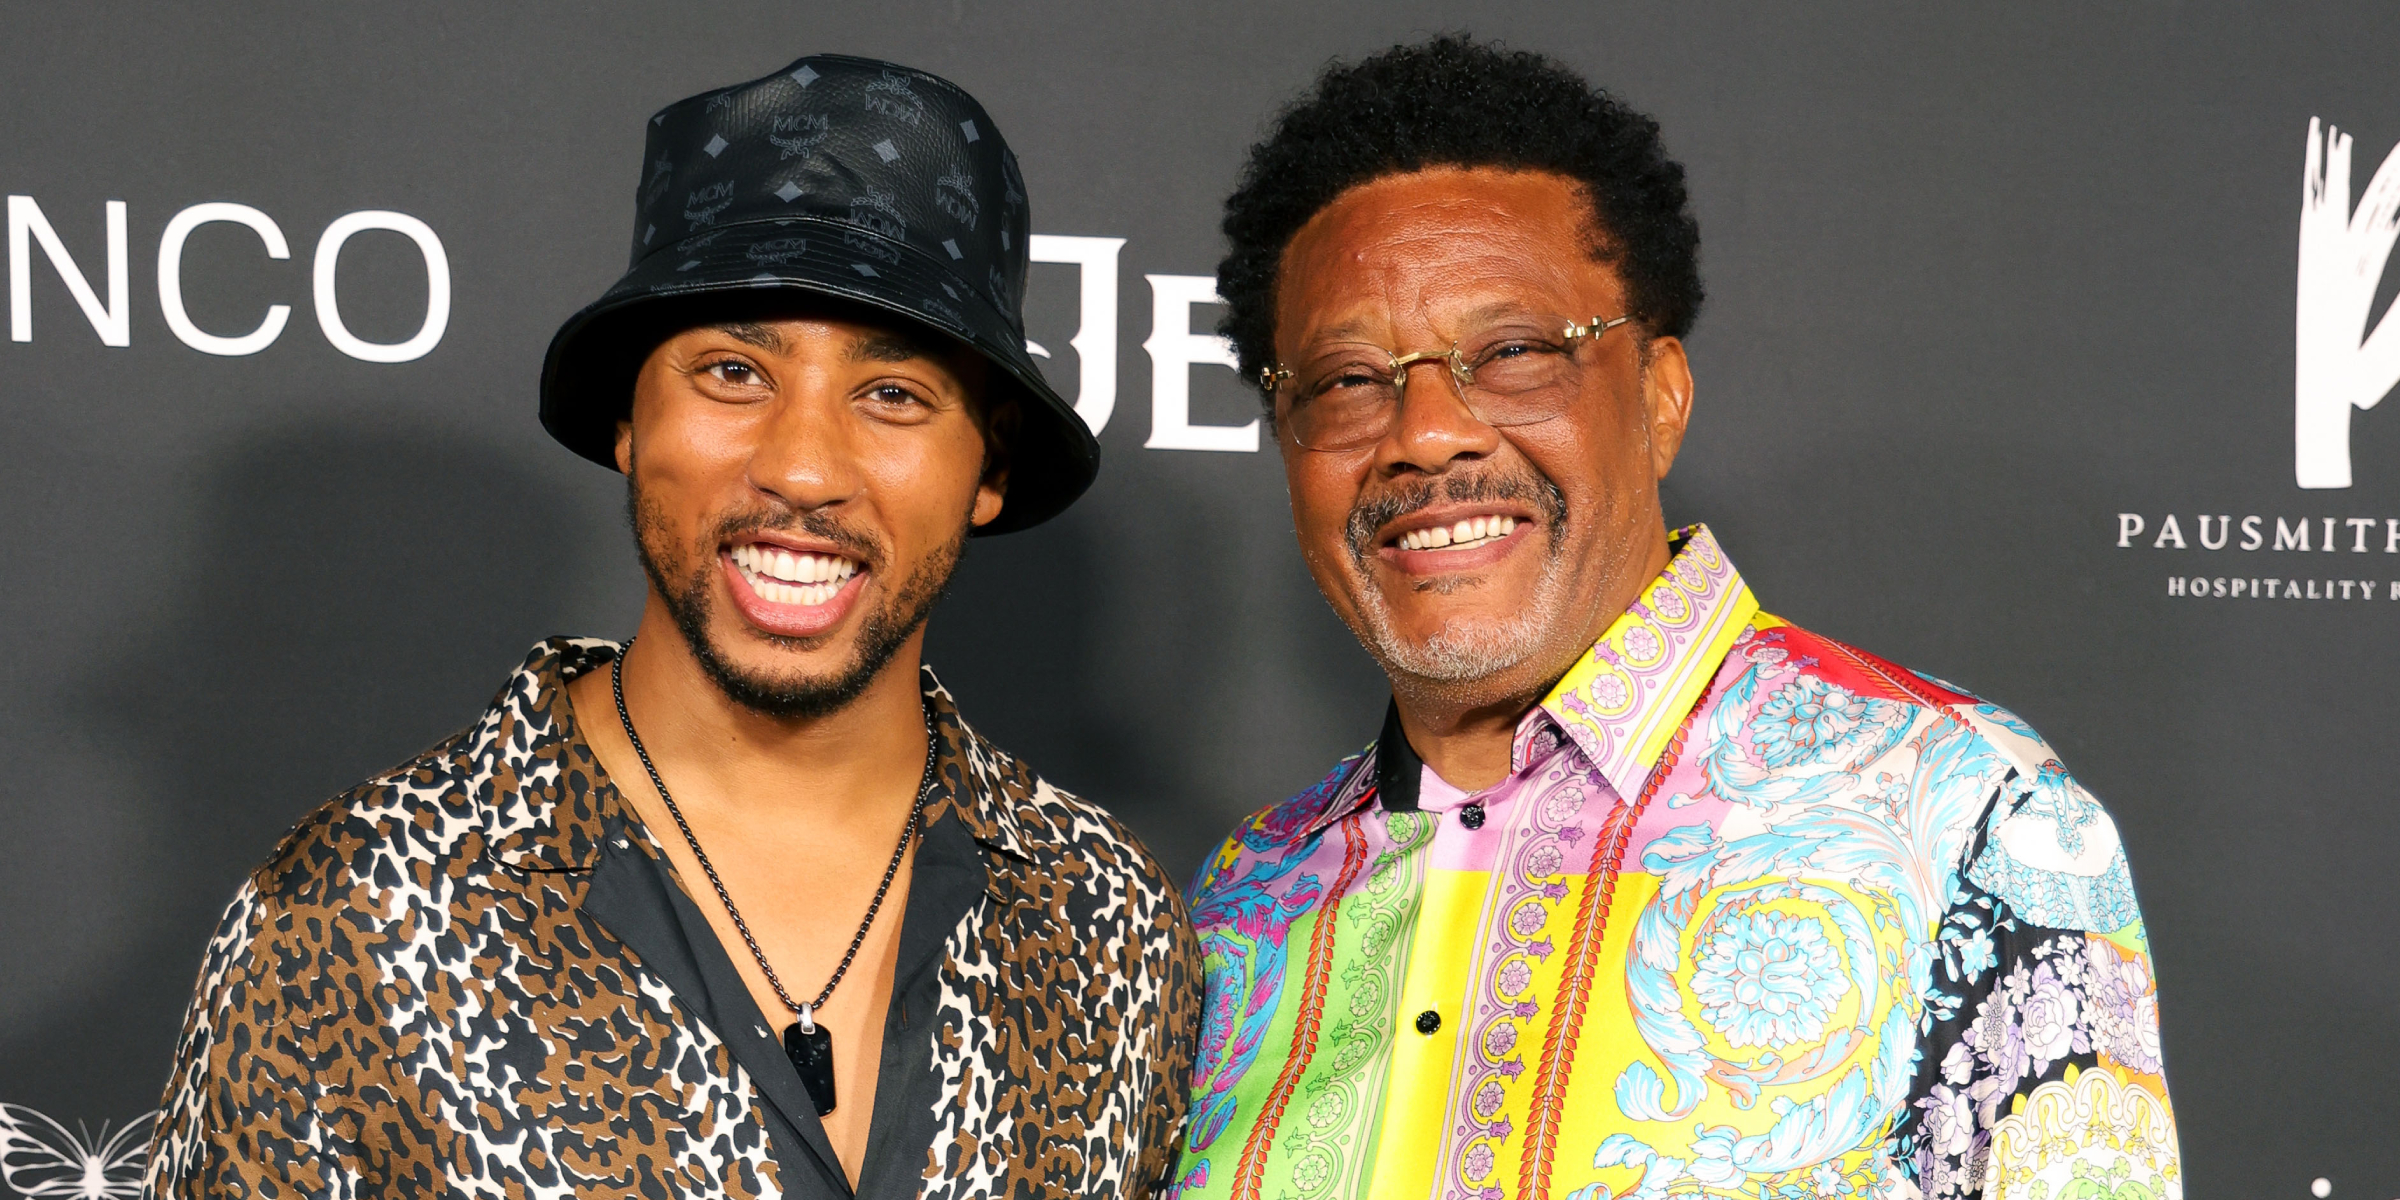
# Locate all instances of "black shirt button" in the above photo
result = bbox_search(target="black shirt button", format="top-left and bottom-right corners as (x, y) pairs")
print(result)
(1460, 803), (1486, 830)
(1415, 1009), (1442, 1035)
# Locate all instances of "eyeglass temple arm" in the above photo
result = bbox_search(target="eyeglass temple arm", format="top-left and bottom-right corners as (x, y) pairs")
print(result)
(1565, 314), (1634, 340)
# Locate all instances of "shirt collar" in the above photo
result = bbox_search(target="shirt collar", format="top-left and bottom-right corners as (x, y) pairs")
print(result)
(480, 639), (1039, 885)
(914, 665), (1039, 870)
(479, 637), (622, 874)
(1320, 523), (1757, 834)
(1539, 523), (1757, 794)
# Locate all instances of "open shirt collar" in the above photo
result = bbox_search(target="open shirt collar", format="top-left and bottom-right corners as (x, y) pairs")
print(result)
(1312, 524), (1757, 836)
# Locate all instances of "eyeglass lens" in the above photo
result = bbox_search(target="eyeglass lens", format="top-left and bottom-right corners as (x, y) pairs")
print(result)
(1278, 315), (1599, 451)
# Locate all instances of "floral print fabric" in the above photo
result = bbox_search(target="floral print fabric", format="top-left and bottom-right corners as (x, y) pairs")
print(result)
(1175, 525), (2179, 1200)
(1690, 910), (1848, 1049)
(1908, 875), (2174, 1195)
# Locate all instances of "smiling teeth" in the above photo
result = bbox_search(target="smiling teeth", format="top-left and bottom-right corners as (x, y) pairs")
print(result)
(730, 543), (859, 606)
(1398, 514), (1519, 552)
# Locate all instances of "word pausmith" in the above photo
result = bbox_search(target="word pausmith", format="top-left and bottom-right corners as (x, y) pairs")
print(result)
(5, 211), (1261, 453)
(2116, 513), (2400, 553)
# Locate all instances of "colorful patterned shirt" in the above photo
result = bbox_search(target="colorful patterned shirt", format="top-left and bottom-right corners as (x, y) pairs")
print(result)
(1176, 526), (2179, 1200)
(146, 638), (1200, 1199)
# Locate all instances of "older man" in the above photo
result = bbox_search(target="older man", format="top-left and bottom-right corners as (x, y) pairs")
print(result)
(1177, 37), (2179, 1200)
(148, 55), (1196, 1199)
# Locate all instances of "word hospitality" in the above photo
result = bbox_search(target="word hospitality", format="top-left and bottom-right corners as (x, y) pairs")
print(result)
(2117, 512), (2400, 601)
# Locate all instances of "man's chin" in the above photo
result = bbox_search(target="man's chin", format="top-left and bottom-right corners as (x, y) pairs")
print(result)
(1349, 571), (1589, 694)
(651, 551), (949, 720)
(1348, 544), (1588, 696)
(629, 484), (968, 722)
(685, 624), (889, 720)
(1365, 613), (1546, 686)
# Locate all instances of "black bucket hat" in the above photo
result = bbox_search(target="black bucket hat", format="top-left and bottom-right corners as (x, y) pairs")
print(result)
(540, 54), (1097, 534)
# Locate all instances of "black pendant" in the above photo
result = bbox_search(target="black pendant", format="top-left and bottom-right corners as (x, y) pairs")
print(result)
(784, 1021), (837, 1115)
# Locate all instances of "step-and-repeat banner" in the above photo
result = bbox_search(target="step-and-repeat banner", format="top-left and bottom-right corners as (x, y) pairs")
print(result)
(2, 2), (2392, 1194)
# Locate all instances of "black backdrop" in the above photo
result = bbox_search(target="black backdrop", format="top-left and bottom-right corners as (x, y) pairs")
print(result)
(3, 3), (2394, 1194)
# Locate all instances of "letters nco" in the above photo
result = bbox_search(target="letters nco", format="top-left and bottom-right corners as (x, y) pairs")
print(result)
(7, 196), (449, 363)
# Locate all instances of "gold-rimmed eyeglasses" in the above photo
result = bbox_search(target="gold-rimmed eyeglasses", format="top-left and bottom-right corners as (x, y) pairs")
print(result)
(1260, 313), (1635, 452)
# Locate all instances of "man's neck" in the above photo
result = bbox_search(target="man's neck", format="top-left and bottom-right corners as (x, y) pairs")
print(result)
(583, 602), (932, 835)
(1389, 684), (1547, 795)
(1391, 525), (1673, 792)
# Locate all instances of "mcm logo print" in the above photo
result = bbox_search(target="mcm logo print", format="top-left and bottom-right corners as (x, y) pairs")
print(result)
(744, 236), (811, 266)
(988, 265), (1013, 308)
(843, 189), (906, 265)
(1000, 152), (1027, 218)
(847, 188), (908, 241)
(842, 231), (901, 266)
(2296, 116), (2400, 488)
(862, 71), (927, 127)
(769, 113), (832, 161)
(920, 294), (966, 331)
(642, 151), (676, 208)
(704, 92), (737, 114)
(683, 180), (737, 227)
(934, 165), (979, 230)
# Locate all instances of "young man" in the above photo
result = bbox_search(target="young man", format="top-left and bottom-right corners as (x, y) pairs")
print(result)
(148, 55), (1197, 1200)
(1177, 38), (2179, 1199)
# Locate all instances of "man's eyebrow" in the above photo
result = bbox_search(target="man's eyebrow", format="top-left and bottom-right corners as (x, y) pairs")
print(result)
(712, 322), (785, 353)
(1456, 300), (1549, 325)
(848, 331), (939, 364)
(1303, 302), (1560, 347)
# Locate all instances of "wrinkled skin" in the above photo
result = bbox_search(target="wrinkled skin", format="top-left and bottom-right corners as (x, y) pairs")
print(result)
(1273, 167), (1695, 788)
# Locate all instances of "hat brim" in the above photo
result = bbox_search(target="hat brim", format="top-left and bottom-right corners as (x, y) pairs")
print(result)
(540, 219), (1098, 536)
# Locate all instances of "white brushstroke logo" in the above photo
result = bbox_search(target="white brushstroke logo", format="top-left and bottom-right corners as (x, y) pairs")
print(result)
(0, 1105), (152, 1199)
(2296, 117), (2400, 488)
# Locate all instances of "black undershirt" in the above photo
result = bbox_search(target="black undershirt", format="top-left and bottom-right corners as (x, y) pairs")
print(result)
(578, 805), (986, 1199)
(1376, 698), (1424, 813)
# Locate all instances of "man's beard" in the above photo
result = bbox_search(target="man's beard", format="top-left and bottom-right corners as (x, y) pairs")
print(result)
(629, 477), (969, 719)
(1338, 468), (1573, 685)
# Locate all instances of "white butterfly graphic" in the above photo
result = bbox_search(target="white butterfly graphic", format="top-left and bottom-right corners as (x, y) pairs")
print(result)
(0, 1104), (154, 1200)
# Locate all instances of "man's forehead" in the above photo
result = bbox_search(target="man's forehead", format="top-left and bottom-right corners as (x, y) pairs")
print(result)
(694, 315), (947, 363)
(1276, 169), (1613, 336)
(1293, 168), (1596, 255)
(1278, 253), (1615, 347)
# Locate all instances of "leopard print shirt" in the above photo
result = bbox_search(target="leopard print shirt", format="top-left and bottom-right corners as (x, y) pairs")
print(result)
(145, 638), (1200, 1199)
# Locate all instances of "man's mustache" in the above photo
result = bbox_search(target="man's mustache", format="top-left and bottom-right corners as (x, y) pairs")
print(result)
(1344, 470), (1568, 566)
(709, 505), (887, 571)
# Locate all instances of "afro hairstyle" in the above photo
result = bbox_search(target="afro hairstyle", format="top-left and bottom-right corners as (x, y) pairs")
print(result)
(1217, 34), (1703, 412)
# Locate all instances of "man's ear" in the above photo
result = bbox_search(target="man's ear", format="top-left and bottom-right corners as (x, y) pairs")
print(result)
(1639, 336), (1694, 480)
(613, 418), (635, 475)
(970, 398), (1019, 529)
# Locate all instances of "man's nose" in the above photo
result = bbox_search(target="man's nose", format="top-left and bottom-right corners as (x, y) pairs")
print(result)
(1378, 356), (1500, 475)
(747, 386), (867, 510)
